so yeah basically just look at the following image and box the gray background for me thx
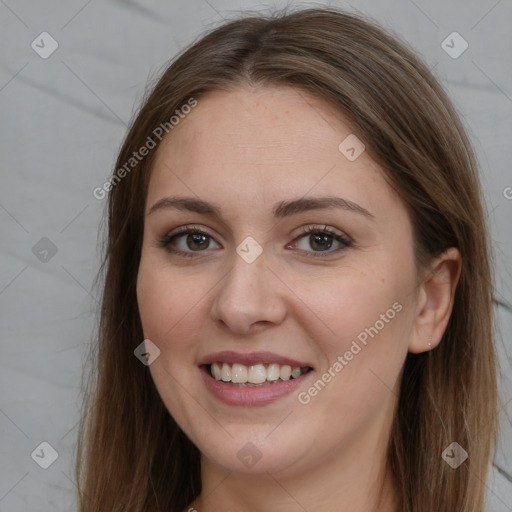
[0,0,511,510]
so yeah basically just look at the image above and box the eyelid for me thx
[165,223,219,240]
[293,223,351,241]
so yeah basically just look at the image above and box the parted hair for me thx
[76,7,498,511]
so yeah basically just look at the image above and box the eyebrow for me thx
[147,195,374,220]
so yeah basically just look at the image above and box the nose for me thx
[210,250,287,335]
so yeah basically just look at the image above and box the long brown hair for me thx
[76,7,498,511]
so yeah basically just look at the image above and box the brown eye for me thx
[160,227,221,256]
[291,226,351,256]
[309,233,334,251]
[186,233,210,250]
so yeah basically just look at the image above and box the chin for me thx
[193,422,316,477]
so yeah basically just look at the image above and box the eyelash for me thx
[158,224,352,259]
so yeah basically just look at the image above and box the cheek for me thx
[136,260,212,427]
[136,263,169,341]
[291,265,412,409]
[291,263,409,355]
[136,258,215,352]
[137,266,180,351]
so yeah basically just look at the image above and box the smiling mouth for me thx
[206,362,313,387]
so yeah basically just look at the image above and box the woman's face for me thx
[137,85,422,478]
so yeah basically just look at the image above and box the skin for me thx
[136,85,461,511]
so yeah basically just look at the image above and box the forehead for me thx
[158,85,357,167]
[148,85,399,221]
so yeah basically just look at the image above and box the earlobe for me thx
[408,247,462,354]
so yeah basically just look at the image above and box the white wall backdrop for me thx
[1,0,511,510]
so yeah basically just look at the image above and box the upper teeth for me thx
[210,362,305,384]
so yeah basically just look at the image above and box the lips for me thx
[198,350,314,406]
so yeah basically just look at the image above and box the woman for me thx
[76,7,498,511]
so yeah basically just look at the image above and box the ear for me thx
[408,247,462,354]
